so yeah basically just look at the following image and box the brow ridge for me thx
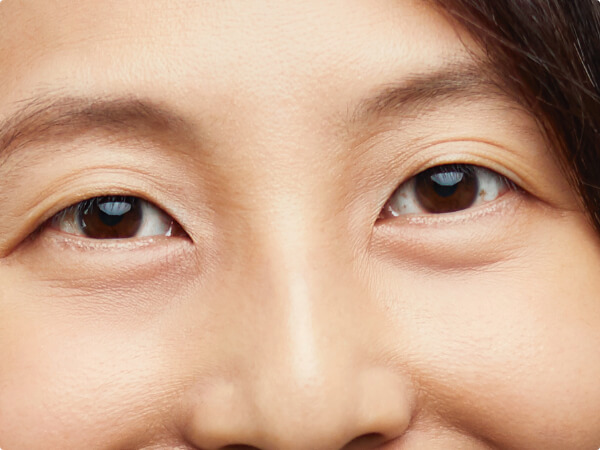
[352,59,510,123]
[0,94,193,167]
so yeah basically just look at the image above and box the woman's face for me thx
[1,1,599,448]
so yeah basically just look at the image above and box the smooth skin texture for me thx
[0,1,599,449]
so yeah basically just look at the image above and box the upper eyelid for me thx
[0,165,206,254]
[354,128,534,194]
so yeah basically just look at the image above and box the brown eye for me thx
[382,164,513,217]
[78,197,143,239]
[415,166,478,214]
[51,196,184,239]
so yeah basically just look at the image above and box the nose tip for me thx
[182,365,414,450]
[181,225,414,449]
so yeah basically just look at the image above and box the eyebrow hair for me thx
[351,59,511,123]
[0,59,510,168]
[0,94,194,168]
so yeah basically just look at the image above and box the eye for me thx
[380,164,515,217]
[49,196,185,239]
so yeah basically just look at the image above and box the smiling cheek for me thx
[0,299,181,448]
[373,210,600,448]
[1,205,600,448]
[0,239,202,447]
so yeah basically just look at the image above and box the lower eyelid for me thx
[14,227,196,289]
[41,227,183,250]
[388,189,523,226]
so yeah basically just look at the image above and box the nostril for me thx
[341,433,387,449]
[221,445,261,450]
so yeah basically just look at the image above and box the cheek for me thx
[374,215,600,448]
[0,283,185,448]
[1,212,599,448]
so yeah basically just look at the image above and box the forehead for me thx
[0,1,470,109]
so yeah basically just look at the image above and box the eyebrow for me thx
[0,94,194,167]
[352,59,510,123]
[0,59,508,167]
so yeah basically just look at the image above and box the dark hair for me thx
[431,0,600,232]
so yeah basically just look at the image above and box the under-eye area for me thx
[0,0,599,449]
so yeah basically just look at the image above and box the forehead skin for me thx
[0,0,470,121]
[0,1,600,450]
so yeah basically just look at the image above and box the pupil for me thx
[98,201,133,227]
[415,166,478,214]
[79,196,143,239]
[430,172,464,198]
[433,183,458,197]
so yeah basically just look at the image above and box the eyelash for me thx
[380,164,517,219]
[43,164,514,242]
[48,195,186,240]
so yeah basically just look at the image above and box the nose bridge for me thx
[182,143,415,447]
[183,192,414,449]
[239,143,359,367]
[241,210,411,447]
[264,211,352,365]
[259,227,357,407]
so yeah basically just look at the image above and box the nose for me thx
[181,221,414,449]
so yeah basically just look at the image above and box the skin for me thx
[0,0,599,448]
